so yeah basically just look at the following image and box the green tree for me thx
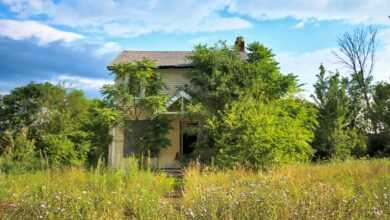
[187,41,315,166]
[0,83,112,168]
[83,100,118,166]
[102,59,171,157]
[0,82,65,132]
[311,65,366,159]
[369,82,390,155]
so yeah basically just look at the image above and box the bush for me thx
[0,129,41,173]
[41,134,82,167]
[212,97,316,168]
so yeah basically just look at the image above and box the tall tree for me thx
[101,59,171,157]
[0,83,113,168]
[312,65,366,159]
[187,40,316,166]
[369,82,390,155]
[334,26,377,131]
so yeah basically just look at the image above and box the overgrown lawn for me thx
[0,159,389,219]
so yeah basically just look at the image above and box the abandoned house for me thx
[108,37,246,168]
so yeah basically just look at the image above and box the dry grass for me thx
[181,159,390,220]
[0,159,389,219]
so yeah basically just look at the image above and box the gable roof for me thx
[108,51,193,69]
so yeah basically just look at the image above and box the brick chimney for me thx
[234,36,245,52]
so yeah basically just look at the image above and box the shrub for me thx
[41,134,82,167]
[0,129,40,173]
[213,97,316,168]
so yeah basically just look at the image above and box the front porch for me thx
[108,116,196,169]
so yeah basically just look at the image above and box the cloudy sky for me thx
[0,0,389,97]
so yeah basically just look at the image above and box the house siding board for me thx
[159,68,191,96]
[157,117,181,168]
[108,126,124,168]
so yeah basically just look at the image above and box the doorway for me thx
[180,121,197,158]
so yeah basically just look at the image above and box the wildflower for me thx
[186,208,195,219]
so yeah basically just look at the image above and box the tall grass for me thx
[0,159,389,219]
[182,159,390,219]
[0,158,175,219]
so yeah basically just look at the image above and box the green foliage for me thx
[102,59,168,119]
[0,82,65,132]
[41,134,81,167]
[187,41,314,166]
[102,59,171,157]
[0,128,41,172]
[83,100,118,166]
[213,97,316,168]
[124,116,171,157]
[0,83,113,169]
[188,42,297,112]
[312,65,367,159]
[369,82,390,156]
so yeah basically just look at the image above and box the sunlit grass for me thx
[0,159,389,219]
[0,158,175,219]
[182,159,390,220]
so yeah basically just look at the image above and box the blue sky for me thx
[0,0,389,97]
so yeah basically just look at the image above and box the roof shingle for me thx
[108,51,193,68]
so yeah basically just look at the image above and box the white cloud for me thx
[0,0,55,17]
[1,0,251,37]
[51,74,113,91]
[375,28,390,82]
[293,20,306,29]
[227,0,390,24]
[2,0,390,38]
[277,48,337,98]
[93,42,122,57]
[0,19,83,44]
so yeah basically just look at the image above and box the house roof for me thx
[108,51,193,68]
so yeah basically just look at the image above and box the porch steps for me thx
[159,168,185,198]
[159,167,184,178]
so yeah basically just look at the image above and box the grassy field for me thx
[0,159,389,219]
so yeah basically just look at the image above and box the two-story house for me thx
[107,37,245,168]
[107,50,196,168]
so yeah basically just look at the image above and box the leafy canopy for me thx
[311,65,366,160]
[102,59,171,157]
[186,41,316,167]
